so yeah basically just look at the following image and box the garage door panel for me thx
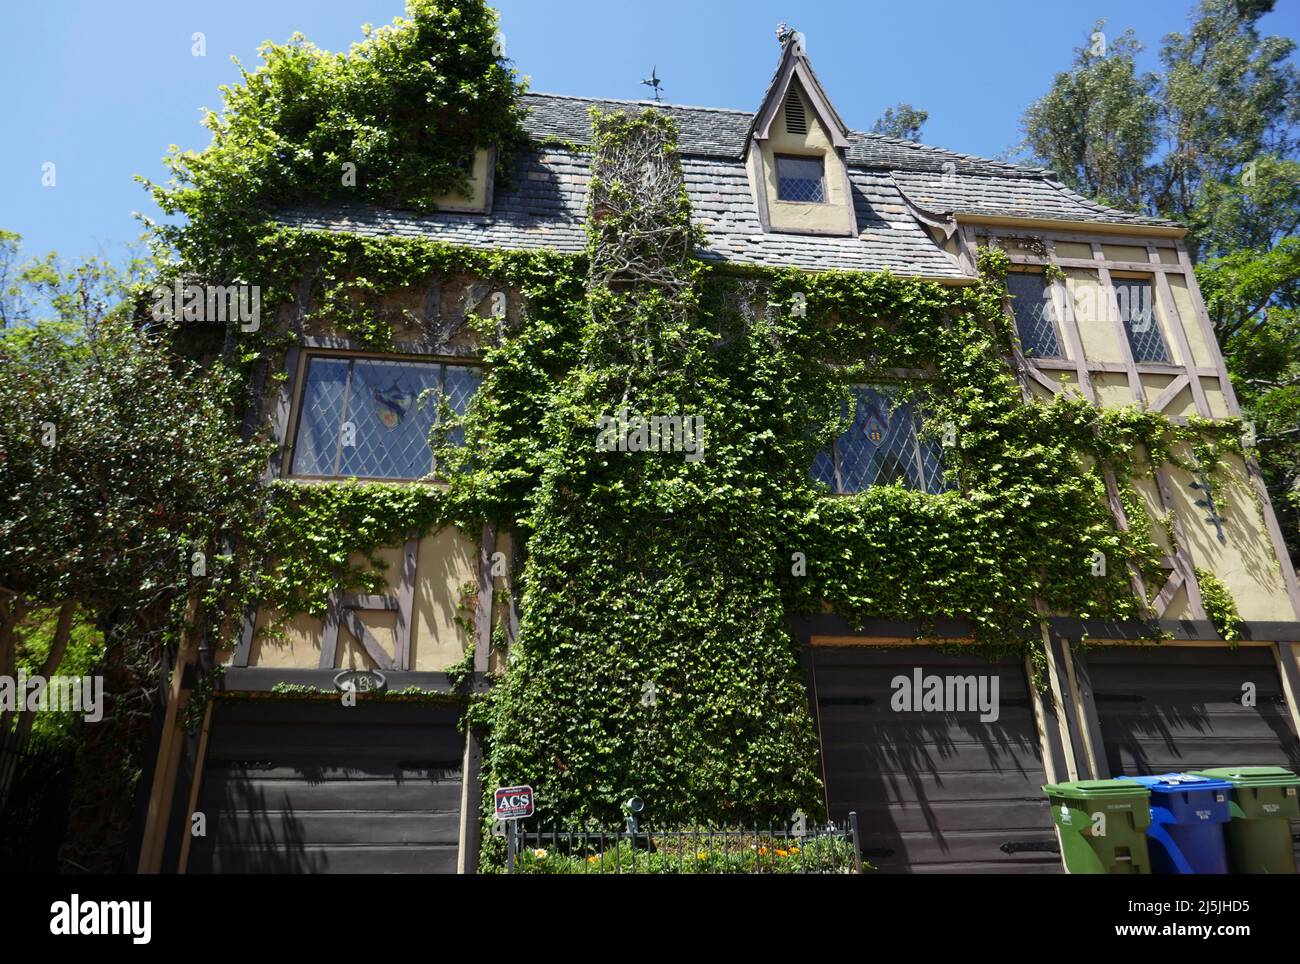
[814,647,1025,668]
[1105,739,1300,773]
[192,844,459,875]
[859,828,1061,870]
[1085,647,1277,667]
[907,859,1062,874]
[191,702,464,874]
[812,646,1058,873]
[200,763,461,782]
[208,728,464,764]
[827,768,1049,804]
[1088,646,1300,778]
[814,702,1038,725]
[211,811,462,846]
[200,775,464,812]
[1094,704,1297,740]
[851,798,1051,834]
[821,738,1046,772]
[214,701,463,726]
[814,665,1033,694]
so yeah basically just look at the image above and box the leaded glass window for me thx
[776,154,826,203]
[812,385,950,494]
[1005,271,1062,358]
[290,356,482,480]
[1114,278,1169,363]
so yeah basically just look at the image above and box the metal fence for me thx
[505,812,862,874]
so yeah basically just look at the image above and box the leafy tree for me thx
[1021,24,1158,211]
[1200,238,1300,557]
[1154,0,1300,256]
[871,103,929,141]
[0,235,269,870]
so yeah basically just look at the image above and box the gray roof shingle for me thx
[274,92,1179,279]
[891,169,1176,228]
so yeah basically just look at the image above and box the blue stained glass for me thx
[810,384,951,494]
[290,356,482,480]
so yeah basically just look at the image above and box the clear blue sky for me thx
[1,0,1296,265]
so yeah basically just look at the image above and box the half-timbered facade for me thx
[141,33,1300,875]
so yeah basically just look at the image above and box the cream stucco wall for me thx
[244,525,480,672]
[1065,269,1125,364]
[1167,275,1215,368]
[430,147,494,213]
[1164,453,1295,622]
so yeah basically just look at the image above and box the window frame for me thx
[1004,269,1065,360]
[814,382,951,496]
[283,349,484,483]
[1110,272,1172,364]
[774,152,828,204]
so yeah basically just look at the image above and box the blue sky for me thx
[1,0,1296,266]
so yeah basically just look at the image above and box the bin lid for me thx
[1043,779,1152,800]
[1119,773,1234,793]
[1191,766,1300,788]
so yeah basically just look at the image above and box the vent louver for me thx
[784,88,807,135]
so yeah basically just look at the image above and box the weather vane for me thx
[641,65,663,102]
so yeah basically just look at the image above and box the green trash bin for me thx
[1191,767,1300,874]
[1043,779,1152,874]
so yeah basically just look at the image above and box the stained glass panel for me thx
[1005,272,1062,358]
[290,356,481,480]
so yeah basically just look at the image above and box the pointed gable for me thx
[750,30,850,151]
[745,27,858,238]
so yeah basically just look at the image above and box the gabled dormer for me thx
[745,28,858,237]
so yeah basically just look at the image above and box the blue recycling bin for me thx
[1119,773,1233,874]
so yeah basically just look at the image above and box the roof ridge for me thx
[523,92,1057,180]
[523,91,754,116]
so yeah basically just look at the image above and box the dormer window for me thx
[746,33,856,236]
[776,154,826,203]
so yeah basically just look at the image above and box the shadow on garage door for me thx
[1081,643,1300,868]
[811,645,1060,873]
[188,700,464,874]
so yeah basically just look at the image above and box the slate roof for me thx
[276,91,1180,280]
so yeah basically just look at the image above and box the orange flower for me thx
[757,846,769,856]
[776,848,789,858]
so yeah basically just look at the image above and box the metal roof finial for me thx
[776,23,804,53]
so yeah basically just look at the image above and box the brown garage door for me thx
[812,646,1060,873]
[189,701,464,874]
[1085,644,1300,866]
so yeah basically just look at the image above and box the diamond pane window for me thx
[776,154,826,203]
[812,385,951,495]
[1115,278,1169,363]
[290,356,481,480]
[1005,272,1062,358]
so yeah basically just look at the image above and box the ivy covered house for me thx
[140,19,1300,875]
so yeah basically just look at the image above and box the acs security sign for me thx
[494,785,534,820]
